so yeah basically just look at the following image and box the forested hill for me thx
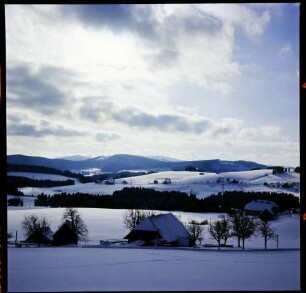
[7,154,268,173]
[7,164,92,183]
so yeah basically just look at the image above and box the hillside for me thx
[13,169,300,200]
[7,154,268,173]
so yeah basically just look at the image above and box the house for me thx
[52,222,78,246]
[124,213,191,247]
[25,227,53,245]
[244,200,279,218]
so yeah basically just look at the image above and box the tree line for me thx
[7,175,75,189]
[8,164,93,183]
[34,187,299,213]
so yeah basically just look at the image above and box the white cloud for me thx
[279,43,292,56]
[5,4,299,166]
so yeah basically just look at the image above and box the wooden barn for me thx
[52,222,78,246]
[124,213,191,247]
[25,227,53,245]
[244,200,279,218]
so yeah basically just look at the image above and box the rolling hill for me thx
[7,154,268,173]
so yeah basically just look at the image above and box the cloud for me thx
[79,97,114,123]
[278,43,292,56]
[95,132,120,142]
[8,121,85,137]
[64,4,223,43]
[7,65,70,115]
[63,4,158,40]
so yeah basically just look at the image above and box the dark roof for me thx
[25,227,53,244]
[52,222,78,246]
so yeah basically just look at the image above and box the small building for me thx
[52,222,78,246]
[124,213,191,247]
[244,200,279,218]
[25,227,53,245]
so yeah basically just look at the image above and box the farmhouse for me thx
[124,213,191,247]
[244,200,279,218]
[52,222,78,246]
[25,227,53,245]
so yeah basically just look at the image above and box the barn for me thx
[52,222,78,246]
[124,213,191,247]
[25,227,53,245]
[244,200,279,218]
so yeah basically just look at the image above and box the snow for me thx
[8,247,300,291]
[17,169,300,199]
[7,169,301,291]
[7,206,300,291]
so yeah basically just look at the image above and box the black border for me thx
[0,2,7,293]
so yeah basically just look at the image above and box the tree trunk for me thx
[264,236,267,250]
[242,238,245,250]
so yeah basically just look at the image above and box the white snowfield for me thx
[17,169,300,198]
[8,247,300,292]
[7,207,300,291]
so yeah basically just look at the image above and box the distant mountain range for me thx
[7,154,268,173]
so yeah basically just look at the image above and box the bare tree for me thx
[123,209,148,230]
[62,208,88,243]
[219,215,232,246]
[208,215,231,250]
[229,210,243,247]
[239,215,256,250]
[208,221,224,250]
[22,214,50,238]
[257,219,275,249]
[187,220,204,247]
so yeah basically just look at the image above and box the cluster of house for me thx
[22,200,280,248]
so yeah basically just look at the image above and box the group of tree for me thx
[123,209,156,230]
[21,208,88,245]
[34,187,299,214]
[188,211,276,250]
[7,164,93,183]
[7,197,23,206]
[7,175,75,190]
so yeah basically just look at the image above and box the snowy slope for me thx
[17,169,300,198]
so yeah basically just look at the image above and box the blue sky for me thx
[6,4,300,166]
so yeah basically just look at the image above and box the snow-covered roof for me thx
[244,200,278,212]
[133,213,190,243]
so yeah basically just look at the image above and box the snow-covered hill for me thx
[16,169,300,198]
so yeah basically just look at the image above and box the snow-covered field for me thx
[9,247,300,292]
[16,169,300,199]
[7,206,301,291]
[7,169,301,291]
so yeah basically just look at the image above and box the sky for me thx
[5,3,300,166]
